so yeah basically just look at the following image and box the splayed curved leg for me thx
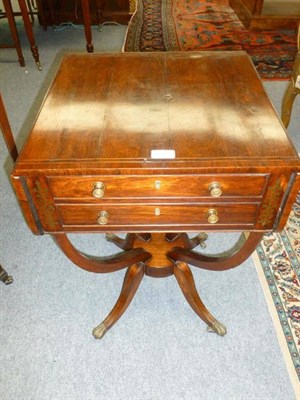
[53,233,151,273]
[93,262,145,339]
[168,232,263,271]
[174,261,226,336]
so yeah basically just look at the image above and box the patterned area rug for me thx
[253,198,300,393]
[123,0,298,79]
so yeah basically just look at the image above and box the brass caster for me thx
[196,232,208,248]
[0,266,13,285]
[92,322,107,339]
[4,275,13,285]
[105,233,117,242]
[207,321,227,336]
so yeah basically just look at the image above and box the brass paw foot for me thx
[105,233,117,242]
[92,322,107,339]
[207,321,227,336]
[194,233,208,248]
[3,275,13,285]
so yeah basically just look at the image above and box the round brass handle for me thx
[97,211,109,225]
[92,182,105,198]
[209,182,222,198]
[207,208,218,224]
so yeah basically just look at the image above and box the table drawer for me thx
[57,203,260,228]
[49,175,268,200]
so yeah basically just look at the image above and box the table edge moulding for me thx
[11,51,300,339]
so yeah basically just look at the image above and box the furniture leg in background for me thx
[81,0,93,52]
[26,0,36,23]
[40,0,93,52]
[17,0,41,68]
[282,24,300,128]
[0,94,18,162]
[95,0,102,29]
[0,93,18,285]
[34,0,47,29]
[1,0,41,69]
[1,0,25,67]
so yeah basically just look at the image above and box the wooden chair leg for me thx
[282,24,300,128]
[81,0,93,52]
[281,81,297,128]
[2,0,25,67]
[18,0,41,69]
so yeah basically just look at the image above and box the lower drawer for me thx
[57,203,260,228]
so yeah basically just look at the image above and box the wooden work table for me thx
[11,51,300,339]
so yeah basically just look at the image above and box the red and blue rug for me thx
[124,0,298,79]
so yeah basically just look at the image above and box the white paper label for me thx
[295,75,300,89]
[150,149,176,159]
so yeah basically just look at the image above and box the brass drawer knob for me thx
[209,182,222,197]
[97,211,109,225]
[207,208,218,224]
[92,182,105,198]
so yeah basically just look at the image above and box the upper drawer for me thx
[49,174,268,200]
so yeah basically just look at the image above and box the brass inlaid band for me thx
[129,0,136,14]
[258,178,283,227]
